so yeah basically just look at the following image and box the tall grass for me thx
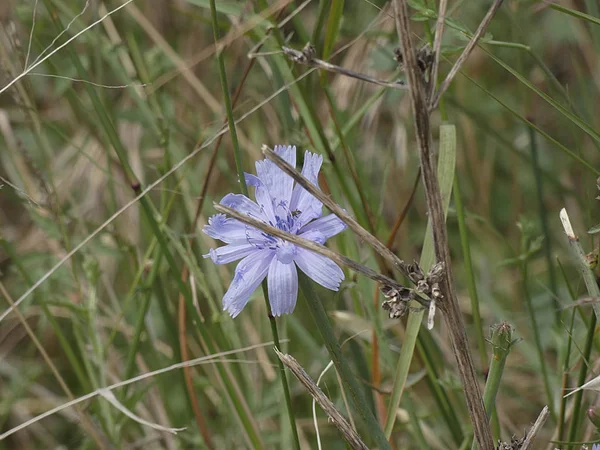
[0,0,599,448]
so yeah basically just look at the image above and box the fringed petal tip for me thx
[273,144,296,157]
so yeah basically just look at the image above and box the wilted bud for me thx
[587,405,600,428]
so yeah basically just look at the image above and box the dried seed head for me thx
[407,261,425,283]
[301,43,316,63]
[496,436,525,450]
[427,261,445,284]
[382,297,409,319]
[417,279,429,293]
[381,284,412,319]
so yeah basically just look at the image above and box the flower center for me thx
[276,241,296,264]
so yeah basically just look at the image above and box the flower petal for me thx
[203,243,256,264]
[294,247,344,291]
[253,179,277,224]
[299,214,347,244]
[203,214,247,243]
[290,151,323,220]
[220,193,264,220]
[256,145,296,207]
[268,258,299,316]
[223,250,275,318]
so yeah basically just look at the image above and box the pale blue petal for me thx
[253,178,277,224]
[296,228,326,244]
[256,145,296,206]
[203,243,256,264]
[294,247,344,291]
[299,214,347,243]
[244,173,261,187]
[203,214,247,243]
[290,151,323,219]
[268,258,298,316]
[223,250,275,318]
[220,193,264,220]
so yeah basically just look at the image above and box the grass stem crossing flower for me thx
[203,145,347,317]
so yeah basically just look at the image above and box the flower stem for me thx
[261,282,301,450]
[298,273,392,450]
[208,3,299,447]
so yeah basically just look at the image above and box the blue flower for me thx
[203,145,347,318]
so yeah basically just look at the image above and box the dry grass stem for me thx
[429,0,505,110]
[392,0,495,448]
[279,44,408,90]
[429,0,448,101]
[275,350,369,450]
[520,406,550,450]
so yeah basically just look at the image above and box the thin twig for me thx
[428,0,448,102]
[212,203,428,307]
[262,146,412,278]
[279,44,408,90]
[429,0,504,110]
[392,0,494,448]
[520,406,550,450]
[275,350,369,450]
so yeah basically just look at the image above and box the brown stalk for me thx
[428,0,448,102]
[520,406,550,450]
[392,0,495,448]
[429,0,504,110]
[274,350,369,450]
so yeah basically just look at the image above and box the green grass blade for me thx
[298,273,391,450]
[463,73,600,176]
[547,3,600,26]
[454,176,488,368]
[384,124,457,437]
[483,48,600,145]
[322,0,345,60]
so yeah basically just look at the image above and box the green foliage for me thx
[1,0,600,449]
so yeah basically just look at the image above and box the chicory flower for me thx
[203,145,347,317]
